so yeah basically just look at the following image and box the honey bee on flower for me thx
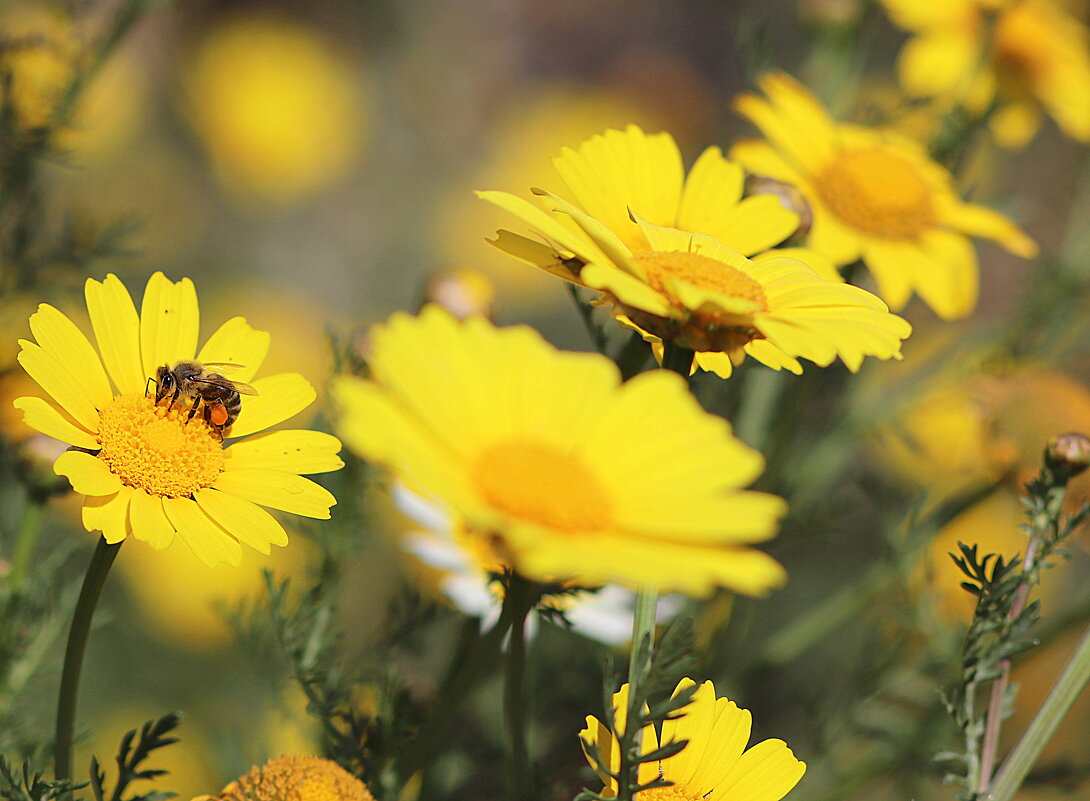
[13,272,343,566]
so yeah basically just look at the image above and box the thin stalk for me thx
[975,538,1042,794]
[988,621,1090,801]
[661,342,694,377]
[8,497,44,591]
[615,332,650,381]
[627,587,658,685]
[395,585,519,782]
[54,537,122,791]
[504,575,534,801]
[732,368,788,450]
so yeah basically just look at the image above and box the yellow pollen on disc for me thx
[814,147,935,239]
[214,755,374,801]
[635,784,703,801]
[475,440,612,532]
[96,393,226,498]
[634,251,769,310]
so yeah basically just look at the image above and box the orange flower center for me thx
[474,440,612,532]
[635,784,703,801]
[96,393,225,498]
[214,755,375,801]
[634,251,768,311]
[814,148,935,240]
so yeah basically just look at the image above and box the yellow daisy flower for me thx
[479,126,911,378]
[13,272,342,566]
[730,72,1038,320]
[332,306,787,596]
[191,754,374,801]
[880,0,1090,148]
[581,678,806,801]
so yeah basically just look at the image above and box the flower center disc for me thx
[475,440,612,532]
[96,393,226,498]
[637,785,703,801]
[815,148,935,239]
[635,251,768,310]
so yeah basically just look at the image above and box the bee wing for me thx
[200,361,246,372]
[190,376,259,395]
[230,381,259,396]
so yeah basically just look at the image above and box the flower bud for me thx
[422,268,495,320]
[1045,432,1090,482]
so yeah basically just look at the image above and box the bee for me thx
[152,360,258,437]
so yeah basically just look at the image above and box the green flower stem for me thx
[8,497,44,592]
[615,332,650,381]
[395,577,521,784]
[733,368,789,450]
[54,537,121,792]
[627,586,659,685]
[504,574,535,801]
[989,621,1090,801]
[661,342,694,376]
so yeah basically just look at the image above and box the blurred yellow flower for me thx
[880,0,1090,148]
[81,710,220,801]
[192,755,373,801]
[13,272,342,566]
[731,72,1037,319]
[480,125,911,378]
[333,306,787,597]
[119,529,311,650]
[581,678,805,801]
[876,363,1090,497]
[182,16,369,206]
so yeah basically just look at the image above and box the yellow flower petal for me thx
[941,202,1038,258]
[17,340,101,433]
[28,303,113,411]
[916,229,979,320]
[709,739,806,801]
[476,190,609,267]
[82,487,133,544]
[552,124,684,243]
[194,487,288,554]
[140,271,200,381]
[162,495,241,567]
[225,430,343,474]
[532,188,644,278]
[859,239,919,312]
[196,316,271,383]
[579,263,672,316]
[128,488,175,550]
[54,449,123,496]
[704,194,799,256]
[212,469,335,519]
[485,230,581,281]
[661,680,718,786]
[228,373,316,438]
[85,273,144,395]
[677,146,745,234]
[12,396,99,449]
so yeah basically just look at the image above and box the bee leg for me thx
[186,396,202,424]
[169,387,181,411]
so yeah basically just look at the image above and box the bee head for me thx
[154,365,174,403]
